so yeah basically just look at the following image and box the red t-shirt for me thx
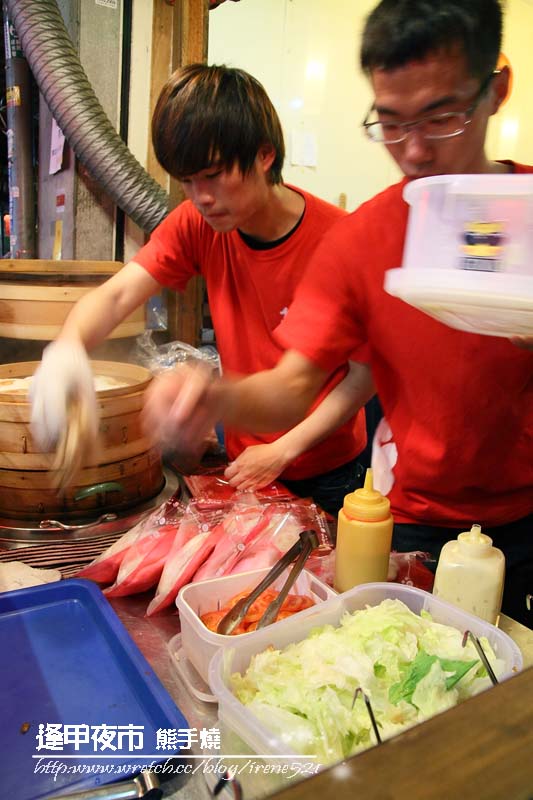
[133,187,367,479]
[277,163,533,526]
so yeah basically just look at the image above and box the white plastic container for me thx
[175,567,337,685]
[208,582,522,760]
[385,174,533,336]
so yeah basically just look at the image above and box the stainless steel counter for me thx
[109,594,216,800]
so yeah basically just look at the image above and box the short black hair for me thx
[152,63,285,184]
[361,0,503,80]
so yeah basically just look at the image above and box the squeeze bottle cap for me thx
[457,523,493,554]
[343,468,391,522]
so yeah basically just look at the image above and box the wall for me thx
[123,0,154,263]
[38,0,122,260]
[208,0,396,211]
[208,0,533,211]
[486,0,533,164]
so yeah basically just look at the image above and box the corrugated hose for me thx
[5,0,170,233]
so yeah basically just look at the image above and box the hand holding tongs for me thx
[216,528,319,635]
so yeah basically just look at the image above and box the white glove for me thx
[30,340,98,451]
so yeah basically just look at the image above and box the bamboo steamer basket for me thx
[0,260,145,340]
[0,360,164,518]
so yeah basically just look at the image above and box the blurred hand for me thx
[142,362,225,456]
[224,441,290,490]
[30,340,98,450]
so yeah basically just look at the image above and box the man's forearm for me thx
[218,350,332,433]
[59,289,122,350]
[59,261,161,351]
[142,349,336,454]
[268,361,375,460]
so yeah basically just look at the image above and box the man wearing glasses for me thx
[362,70,498,155]
[144,0,533,624]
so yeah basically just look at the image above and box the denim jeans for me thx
[280,457,365,518]
[393,515,533,628]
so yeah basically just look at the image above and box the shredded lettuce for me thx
[230,598,504,764]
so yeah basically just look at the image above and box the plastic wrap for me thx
[134,330,221,375]
[76,495,184,585]
[101,498,186,597]
[146,503,227,615]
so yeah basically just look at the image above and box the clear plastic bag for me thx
[193,496,332,582]
[304,550,436,590]
[388,550,436,591]
[134,330,221,375]
[76,495,184,585]
[192,501,272,582]
[183,469,295,503]
[146,502,227,615]
[101,497,186,597]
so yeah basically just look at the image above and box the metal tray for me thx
[0,578,189,799]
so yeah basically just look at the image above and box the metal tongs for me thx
[216,528,319,635]
[351,687,382,745]
[49,768,162,799]
[462,629,499,686]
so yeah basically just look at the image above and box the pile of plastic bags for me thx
[77,491,332,616]
[77,466,435,615]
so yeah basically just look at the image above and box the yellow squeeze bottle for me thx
[334,468,393,592]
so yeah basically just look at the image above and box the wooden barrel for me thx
[0,260,145,340]
[0,360,164,518]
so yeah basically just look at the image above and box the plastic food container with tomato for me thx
[175,567,337,686]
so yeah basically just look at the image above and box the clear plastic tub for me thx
[385,174,533,336]
[175,567,337,685]
[208,582,523,759]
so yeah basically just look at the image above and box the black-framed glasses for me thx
[362,71,498,144]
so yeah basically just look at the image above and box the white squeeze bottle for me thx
[433,523,505,625]
[334,468,393,592]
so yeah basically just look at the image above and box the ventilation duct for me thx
[6,0,170,234]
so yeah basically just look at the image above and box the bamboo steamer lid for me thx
[0,260,145,340]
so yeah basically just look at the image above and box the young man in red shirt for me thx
[143,0,533,625]
[30,65,368,515]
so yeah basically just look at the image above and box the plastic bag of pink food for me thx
[146,502,227,615]
[100,498,186,597]
[76,495,184,585]
[144,497,331,614]
[193,497,332,583]
[183,469,296,503]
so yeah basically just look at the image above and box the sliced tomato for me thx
[231,620,249,635]
[200,590,315,633]
[281,594,315,613]
[221,590,250,608]
[240,589,276,622]
[200,609,226,632]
